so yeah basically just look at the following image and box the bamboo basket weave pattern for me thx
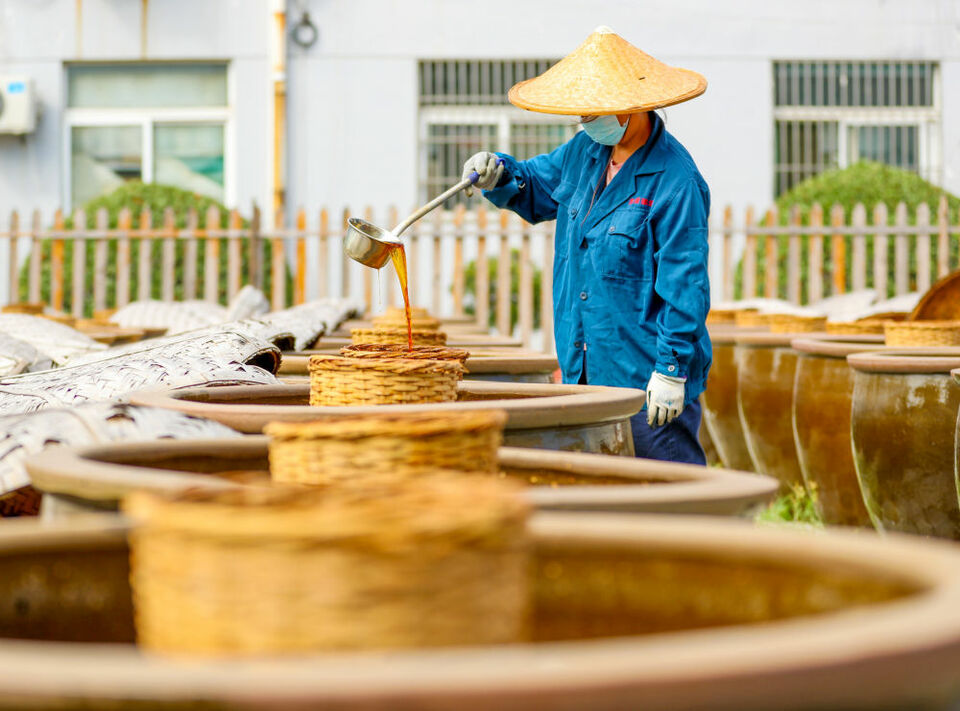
[351,328,447,346]
[825,321,885,336]
[265,410,507,485]
[1,303,44,315]
[340,343,470,364]
[884,320,960,347]
[372,314,442,331]
[734,311,771,328]
[378,306,431,320]
[124,478,530,656]
[308,355,462,406]
[768,314,827,334]
[0,486,41,517]
[706,309,738,325]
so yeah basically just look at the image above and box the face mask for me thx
[581,115,628,146]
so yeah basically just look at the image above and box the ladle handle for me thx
[394,158,505,237]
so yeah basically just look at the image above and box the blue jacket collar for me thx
[582,111,668,176]
[582,112,667,230]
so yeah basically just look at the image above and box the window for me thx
[419,60,577,205]
[773,61,940,195]
[65,63,230,208]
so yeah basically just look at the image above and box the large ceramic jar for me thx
[850,349,960,539]
[701,327,755,471]
[791,336,884,527]
[735,331,806,489]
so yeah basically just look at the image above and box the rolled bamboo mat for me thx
[308,354,462,406]
[266,410,506,485]
[884,320,960,347]
[351,327,447,346]
[125,477,530,656]
[40,313,77,328]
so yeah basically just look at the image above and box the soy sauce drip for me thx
[388,244,413,351]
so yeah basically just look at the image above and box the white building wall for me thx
[286,0,960,218]
[0,0,271,218]
[0,0,957,232]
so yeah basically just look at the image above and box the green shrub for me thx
[21,182,291,316]
[754,484,822,527]
[463,249,542,332]
[735,162,960,301]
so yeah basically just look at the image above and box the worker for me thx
[462,27,711,464]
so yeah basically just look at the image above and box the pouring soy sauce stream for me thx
[343,159,505,350]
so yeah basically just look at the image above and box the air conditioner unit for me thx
[0,77,37,135]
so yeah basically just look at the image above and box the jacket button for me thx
[668,365,676,373]
[570,208,577,218]
[574,341,581,348]
[608,225,616,233]
[579,291,587,301]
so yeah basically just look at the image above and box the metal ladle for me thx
[343,158,505,269]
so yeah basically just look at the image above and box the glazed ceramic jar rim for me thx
[127,381,646,433]
[707,325,767,345]
[4,515,960,709]
[790,335,886,359]
[25,439,779,515]
[847,347,960,374]
[733,330,816,347]
[280,352,559,376]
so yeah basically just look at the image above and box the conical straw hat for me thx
[508,26,706,116]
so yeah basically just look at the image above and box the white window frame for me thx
[62,67,234,210]
[418,106,577,202]
[772,63,943,192]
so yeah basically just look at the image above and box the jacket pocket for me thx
[594,207,651,281]
[551,181,579,263]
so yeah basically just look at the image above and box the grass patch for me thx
[755,483,823,528]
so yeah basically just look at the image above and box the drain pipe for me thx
[269,0,287,225]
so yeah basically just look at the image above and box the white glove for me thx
[645,372,686,427]
[462,151,505,196]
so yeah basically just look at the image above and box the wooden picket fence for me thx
[716,194,958,304]
[3,195,957,351]
[0,203,556,351]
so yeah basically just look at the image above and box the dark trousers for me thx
[629,400,706,465]
[577,355,706,465]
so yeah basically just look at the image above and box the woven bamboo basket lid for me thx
[706,309,738,325]
[265,409,507,484]
[909,270,960,320]
[340,343,469,363]
[377,306,433,321]
[371,315,442,331]
[824,320,886,336]
[1,302,44,315]
[734,311,771,328]
[768,314,827,334]
[351,327,447,346]
[124,476,530,656]
[308,354,463,406]
[884,320,960,347]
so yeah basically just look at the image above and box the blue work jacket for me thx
[484,113,711,403]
